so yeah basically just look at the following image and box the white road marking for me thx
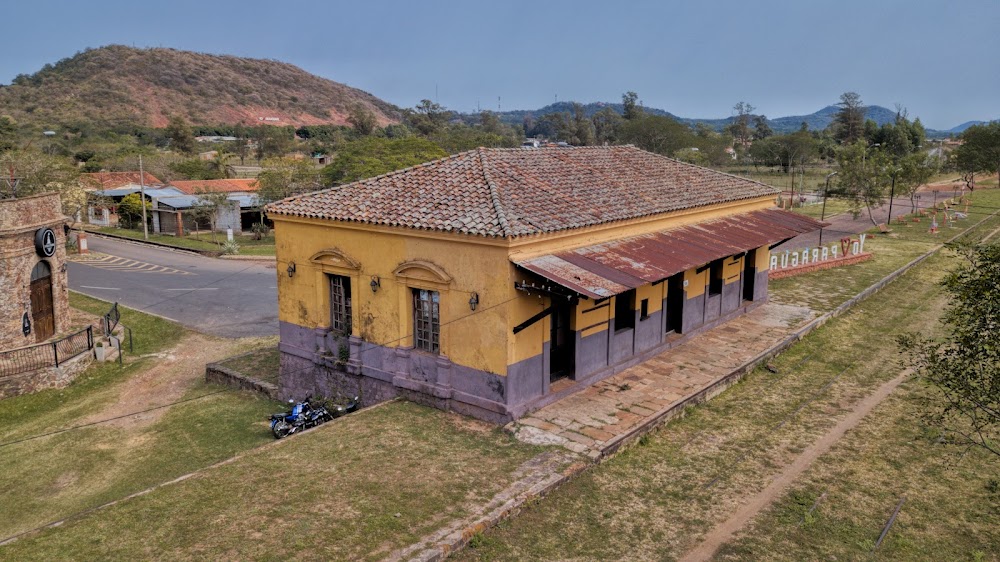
[79,286,120,290]
[164,288,219,291]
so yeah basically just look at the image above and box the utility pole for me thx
[139,155,149,241]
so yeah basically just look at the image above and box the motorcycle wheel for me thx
[272,420,292,439]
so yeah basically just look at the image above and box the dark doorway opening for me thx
[30,260,55,342]
[666,272,684,334]
[549,302,575,382]
[742,249,757,301]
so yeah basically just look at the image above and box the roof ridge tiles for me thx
[478,147,513,237]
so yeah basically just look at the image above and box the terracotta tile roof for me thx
[169,178,259,194]
[81,171,162,189]
[266,146,779,238]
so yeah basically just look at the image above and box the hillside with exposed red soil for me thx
[0,45,399,129]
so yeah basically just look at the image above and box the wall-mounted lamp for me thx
[286,262,296,278]
[370,275,381,293]
[469,292,479,311]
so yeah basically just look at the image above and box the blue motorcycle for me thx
[269,395,360,439]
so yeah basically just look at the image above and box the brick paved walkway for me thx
[509,303,815,458]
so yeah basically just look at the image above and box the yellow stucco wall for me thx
[273,195,776,377]
[274,217,512,376]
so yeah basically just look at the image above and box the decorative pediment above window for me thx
[393,260,452,287]
[309,248,361,270]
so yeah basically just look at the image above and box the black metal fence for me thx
[0,326,94,378]
[103,302,120,336]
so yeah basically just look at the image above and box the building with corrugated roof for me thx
[266,145,824,422]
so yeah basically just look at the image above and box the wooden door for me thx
[549,302,575,381]
[30,261,55,342]
[742,249,756,302]
[666,272,684,334]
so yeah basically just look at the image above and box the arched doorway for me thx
[30,260,55,342]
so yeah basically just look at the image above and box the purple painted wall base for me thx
[277,270,771,425]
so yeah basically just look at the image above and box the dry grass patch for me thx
[717,378,1000,561]
[0,401,548,561]
[0,295,281,541]
[216,344,280,385]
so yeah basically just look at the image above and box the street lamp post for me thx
[818,171,838,247]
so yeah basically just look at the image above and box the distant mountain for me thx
[945,120,987,134]
[0,45,400,129]
[465,101,682,126]
[477,102,923,135]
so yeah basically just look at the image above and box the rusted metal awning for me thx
[513,209,826,299]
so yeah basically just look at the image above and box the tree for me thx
[899,241,1000,458]
[405,100,452,136]
[832,92,866,144]
[347,104,379,136]
[430,125,516,153]
[592,107,622,145]
[955,122,1000,186]
[117,192,150,229]
[206,150,234,178]
[169,158,224,180]
[322,137,447,185]
[255,157,324,206]
[0,115,17,153]
[727,101,755,148]
[618,114,694,156]
[835,141,891,225]
[752,115,773,140]
[164,116,196,154]
[894,151,938,214]
[189,190,230,243]
[622,91,642,120]
[0,149,84,219]
[253,126,294,162]
[569,103,595,146]
[478,111,503,135]
[532,112,572,141]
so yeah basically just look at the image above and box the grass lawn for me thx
[217,345,280,385]
[455,223,999,560]
[791,197,853,219]
[770,188,1000,313]
[717,378,1000,561]
[0,294,281,542]
[84,226,275,256]
[1,401,550,561]
[717,166,835,193]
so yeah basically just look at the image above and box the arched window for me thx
[31,260,51,281]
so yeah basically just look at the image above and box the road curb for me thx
[217,254,276,261]
[78,229,211,257]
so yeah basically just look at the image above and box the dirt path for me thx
[679,371,909,562]
[79,332,248,429]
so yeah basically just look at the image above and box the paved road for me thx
[67,236,278,338]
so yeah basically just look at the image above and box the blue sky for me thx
[2,0,997,129]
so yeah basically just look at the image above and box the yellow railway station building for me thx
[266,146,823,423]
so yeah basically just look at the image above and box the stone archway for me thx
[30,260,55,342]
